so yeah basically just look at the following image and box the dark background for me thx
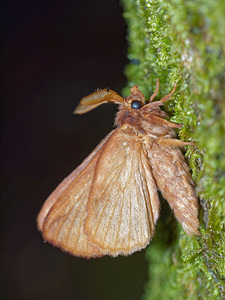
[1,1,148,299]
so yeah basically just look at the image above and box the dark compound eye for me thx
[131,100,142,109]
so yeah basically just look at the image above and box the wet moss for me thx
[121,0,225,298]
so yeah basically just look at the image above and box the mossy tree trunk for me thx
[121,0,225,299]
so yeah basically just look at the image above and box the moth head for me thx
[125,85,145,110]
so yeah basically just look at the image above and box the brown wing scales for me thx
[41,151,102,257]
[38,128,160,257]
[147,140,199,235]
[85,129,159,256]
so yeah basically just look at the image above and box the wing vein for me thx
[73,207,87,248]
[135,157,144,245]
[112,168,133,249]
[54,202,75,241]
[140,156,153,232]
[102,167,133,248]
[65,203,81,247]
[113,190,124,249]
[128,168,133,250]
[55,188,87,243]
[101,190,120,246]
[91,175,118,239]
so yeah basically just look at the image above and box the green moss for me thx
[121,0,225,298]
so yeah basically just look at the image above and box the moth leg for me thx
[150,79,160,101]
[157,138,195,147]
[150,115,182,129]
[159,83,177,103]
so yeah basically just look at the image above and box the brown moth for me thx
[37,80,199,258]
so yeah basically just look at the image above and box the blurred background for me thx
[1,0,148,299]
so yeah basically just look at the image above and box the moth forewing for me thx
[84,129,158,255]
[146,140,199,235]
